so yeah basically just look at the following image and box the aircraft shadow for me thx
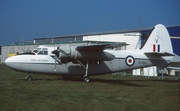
[90,78,150,87]
[14,76,178,87]
[55,77,150,87]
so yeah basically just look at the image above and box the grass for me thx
[0,64,180,111]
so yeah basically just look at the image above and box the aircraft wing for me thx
[52,42,127,61]
[76,44,112,51]
[84,40,128,45]
[76,42,127,51]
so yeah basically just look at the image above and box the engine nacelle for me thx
[58,45,74,59]
[58,45,115,61]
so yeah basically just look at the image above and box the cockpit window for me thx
[33,48,41,53]
[32,48,48,55]
[37,48,48,55]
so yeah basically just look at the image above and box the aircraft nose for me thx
[5,56,19,70]
[5,57,11,66]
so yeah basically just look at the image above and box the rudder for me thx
[140,24,173,55]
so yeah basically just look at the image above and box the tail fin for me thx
[140,24,173,55]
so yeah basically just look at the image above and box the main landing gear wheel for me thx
[83,76,90,83]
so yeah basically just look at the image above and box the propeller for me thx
[51,46,60,57]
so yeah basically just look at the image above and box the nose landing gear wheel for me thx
[25,75,32,81]
[27,76,32,81]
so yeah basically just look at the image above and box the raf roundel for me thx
[125,55,135,66]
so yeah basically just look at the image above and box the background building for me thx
[1,25,180,65]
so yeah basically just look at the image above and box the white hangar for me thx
[1,30,143,63]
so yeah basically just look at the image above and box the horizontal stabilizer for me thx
[169,54,180,63]
[144,52,174,56]
[167,66,180,70]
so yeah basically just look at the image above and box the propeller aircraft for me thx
[5,24,174,82]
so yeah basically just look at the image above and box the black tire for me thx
[83,76,90,83]
[27,76,32,81]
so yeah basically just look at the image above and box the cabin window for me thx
[37,48,48,55]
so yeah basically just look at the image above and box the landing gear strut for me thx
[158,68,166,80]
[83,61,90,83]
[77,60,90,83]
[25,74,32,81]
[175,70,180,80]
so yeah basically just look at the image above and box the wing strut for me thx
[76,60,90,83]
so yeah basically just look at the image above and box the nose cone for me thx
[5,56,20,70]
[5,57,12,67]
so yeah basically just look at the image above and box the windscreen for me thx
[37,48,48,55]
[32,48,41,54]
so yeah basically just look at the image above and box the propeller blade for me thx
[51,50,59,55]
[52,46,60,57]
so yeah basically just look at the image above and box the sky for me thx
[0,0,180,45]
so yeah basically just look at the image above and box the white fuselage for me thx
[5,48,172,76]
